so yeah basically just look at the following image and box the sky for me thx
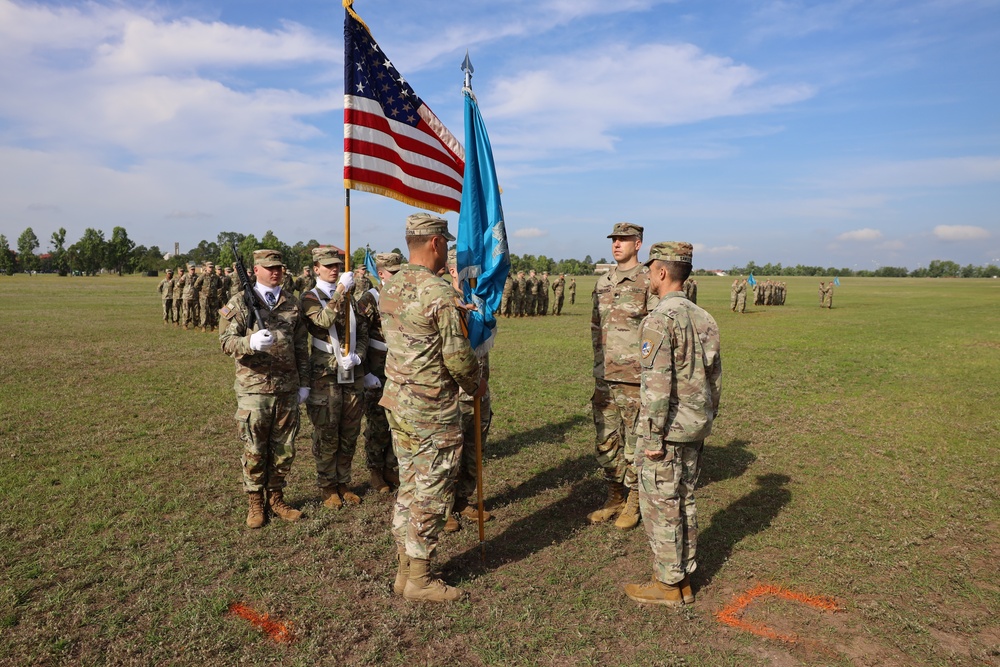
[1,0,998,270]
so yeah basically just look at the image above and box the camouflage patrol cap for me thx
[311,245,343,267]
[375,252,403,273]
[204,262,214,269]
[253,249,284,268]
[406,213,455,241]
[607,222,644,239]
[165,268,173,274]
[644,241,694,265]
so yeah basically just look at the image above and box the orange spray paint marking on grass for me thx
[715,584,840,643]
[228,602,295,643]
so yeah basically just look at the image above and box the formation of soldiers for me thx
[819,281,834,308]
[500,270,574,316]
[728,277,787,312]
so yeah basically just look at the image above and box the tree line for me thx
[1,225,996,279]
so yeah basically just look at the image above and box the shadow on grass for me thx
[442,454,598,580]
[487,414,590,461]
[700,439,756,489]
[696,472,792,585]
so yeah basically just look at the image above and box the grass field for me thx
[1,274,998,666]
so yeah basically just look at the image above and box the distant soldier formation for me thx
[500,270,572,316]
[729,277,787,312]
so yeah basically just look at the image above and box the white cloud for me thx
[933,225,991,241]
[513,227,547,238]
[693,243,739,254]
[838,228,883,241]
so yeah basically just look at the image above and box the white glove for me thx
[298,387,310,404]
[249,329,274,351]
[338,271,354,292]
[363,373,382,389]
[337,352,361,371]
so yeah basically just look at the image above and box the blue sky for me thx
[1,0,998,269]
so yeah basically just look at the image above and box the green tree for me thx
[50,228,69,275]
[351,247,366,270]
[71,228,106,276]
[17,227,40,273]
[106,226,135,275]
[0,234,14,275]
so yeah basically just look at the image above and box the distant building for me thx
[594,263,615,274]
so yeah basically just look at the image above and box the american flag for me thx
[343,8,465,213]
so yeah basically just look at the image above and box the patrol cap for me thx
[253,249,284,268]
[311,246,344,267]
[607,222,644,239]
[406,213,455,241]
[165,268,173,274]
[375,252,403,273]
[644,241,694,266]
[204,262,214,269]
[188,262,196,269]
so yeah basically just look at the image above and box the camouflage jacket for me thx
[355,288,386,379]
[552,276,565,295]
[172,277,184,299]
[194,272,221,302]
[180,273,199,300]
[591,264,659,383]
[218,274,232,302]
[378,264,480,424]
[300,284,369,390]
[158,277,174,300]
[516,275,527,295]
[637,292,721,446]
[219,288,309,395]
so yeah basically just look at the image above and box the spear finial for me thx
[461,50,474,90]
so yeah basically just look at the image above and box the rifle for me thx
[231,242,268,332]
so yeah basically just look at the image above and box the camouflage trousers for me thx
[162,298,174,322]
[591,379,640,489]
[570,292,575,305]
[307,380,363,489]
[636,440,703,585]
[386,411,462,561]
[736,293,746,313]
[173,298,182,322]
[500,290,512,317]
[199,297,218,329]
[456,396,492,501]
[730,291,737,311]
[363,385,396,472]
[553,294,564,315]
[234,392,300,493]
[539,294,549,315]
[183,298,199,326]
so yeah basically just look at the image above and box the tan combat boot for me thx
[246,491,266,529]
[320,487,342,509]
[587,481,625,524]
[458,502,492,523]
[383,466,400,489]
[613,488,641,530]
[369,468,390,495]
[267,489,302,522]
[679,576,695,604]
[393,551,409,596]
[624,578,684,607]
[338,484,361,505]
[444,513,461,533]
[403,558,465,602]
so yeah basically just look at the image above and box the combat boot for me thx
[403,558,465,602]
[246,491,266,529]
[457,498,493,523]
[267,489,302,522]
[444,513,461,533]
[679,576,695,604]
[383,466,400,489]
[338,484,361,505]
[369,468,390,495]
[624,578,684,607]
[613,488,641,531]
[587,481,625,524]
[393,551,409,596]
[320,487,342,509]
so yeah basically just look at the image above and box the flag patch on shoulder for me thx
[641,340,654,358]
[219,305,232,320]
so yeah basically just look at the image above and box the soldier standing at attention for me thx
[172,268,184,325]
[515,270,527,316]
[569,278,577,305]
[219,249,310,528]
[353,265,372,301]
[195,262,221,332]
[300,247,368,509]
[590,222,658,531]
[526,270,538,316]
[179,264,199,329]
[539,271,550,316]
[824,282,834,309]
[735,279,748,313]
[819,282,827,307]
[551,273,566,315]
[356,252,402,495]
[624,242,721,606]
[501,272,514,318]
[379,213,485,602]
[158,269,175,324]
[730,279,738,311]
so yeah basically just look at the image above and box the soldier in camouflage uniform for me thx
[195,262,221,331]
[551,273,566,315]
[218,266,232,304]
[526,270,538,316]
[443,249,493,533]
[172,268,184,324]
[590,222,659,531]
[219,249,310,528]
[569,278,576,305]
[356,252,402,495]
[380,213,485,602]
[515,270,527,316]
[179,265,199,329]
[823,282,834,308]
[352,266,372,301]
[295,267,316,295]
[300,247,369,509]
[730,279,738,311]
[158,269,175,324]
[501,272,514,318]
[624,242,721,607]
[539,271,550,316]
[735,279,747,313]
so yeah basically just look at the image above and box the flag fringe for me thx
[342,0,371,33]
[344,180,453,214]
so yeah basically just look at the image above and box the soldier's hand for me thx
[338,352,361,371]
[298,387,310,404]
[644,448,665,460]
[363,373,382,389]
[473,380,488,399]
[337,271,354,292]
[249,329,274,351]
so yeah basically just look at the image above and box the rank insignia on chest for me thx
[641,340,653,358]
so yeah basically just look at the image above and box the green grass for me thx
[0,274,998,666]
